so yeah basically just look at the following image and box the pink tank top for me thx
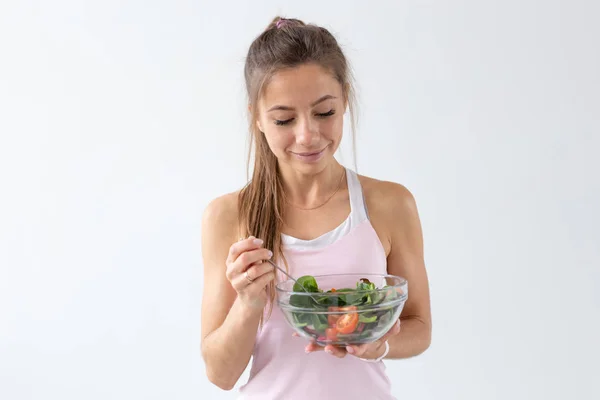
[237,168,397,400]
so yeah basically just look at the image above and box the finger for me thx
[346,342,372,358]
[228,259,263,280]
[244,261,277,282]
[227,236,263,263]
[304,341,324,353]
[225,249,273,282]
[252,270,276,289]
[231,269,275,292]
[324,344,347,358]
[346,344,360,356]
[229,248,273,276]
[347,320,400,356]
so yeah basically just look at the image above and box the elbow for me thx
[418,321,432,354]
[206,369,236,391]
[417,334,432,355]
[396,319,432,358]
[405,334,431,359]
[419,324,433,355]
[201,346,238,391]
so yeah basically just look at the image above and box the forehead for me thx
[260,63,343,108]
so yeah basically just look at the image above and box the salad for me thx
[283,275,403,344]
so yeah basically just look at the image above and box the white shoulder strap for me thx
[346,168,369,222]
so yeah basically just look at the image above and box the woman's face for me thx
[256,63,346,173]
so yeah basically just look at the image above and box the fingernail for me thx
[305,347,311,353]
[253,238,263,245]
[267,250,273,258]
[346,346,354,354]
[325,349,333,354]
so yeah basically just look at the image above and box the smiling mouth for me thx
[291,147,326,156]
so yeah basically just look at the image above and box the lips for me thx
[292,148,326,156]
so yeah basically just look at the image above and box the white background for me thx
[1,1,599,399]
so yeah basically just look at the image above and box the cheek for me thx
[263,128,294,152]
[322,115,343,140]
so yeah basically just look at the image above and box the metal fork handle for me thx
[264,259,318,303]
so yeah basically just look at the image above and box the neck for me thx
[278,161,346,210]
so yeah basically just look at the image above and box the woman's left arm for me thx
[383,183,432,358]
[347,183,432,360]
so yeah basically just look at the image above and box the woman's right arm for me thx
[200,194,275,390]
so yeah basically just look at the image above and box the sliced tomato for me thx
[328,315,339,326]
[327,306,341,326]
[328,306,357,326]
[326,327,338,341]
[336,311,359,334]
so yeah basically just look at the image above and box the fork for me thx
[264,259,319,304]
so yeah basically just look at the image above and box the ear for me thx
[249,103,264,132]
[343,83,350,113]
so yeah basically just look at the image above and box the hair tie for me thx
[276,19,288,28]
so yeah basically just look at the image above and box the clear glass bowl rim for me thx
[275,273,408,312]
[275,272,407,294]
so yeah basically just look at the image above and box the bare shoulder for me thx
[356,174,419,255]
[357,174,418,215]
[202,190,241,231]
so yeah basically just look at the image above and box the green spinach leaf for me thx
[293,275,319,293]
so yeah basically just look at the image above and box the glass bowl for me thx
[275,273,407,346]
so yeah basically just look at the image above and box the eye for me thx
[316,109,335,117]
[274,118,294,126]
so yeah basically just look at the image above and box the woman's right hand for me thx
[225,236,275,311]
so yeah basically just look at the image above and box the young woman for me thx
[200,16,432,399]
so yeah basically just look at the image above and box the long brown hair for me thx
[238,16,357,324]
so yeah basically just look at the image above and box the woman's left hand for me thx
[298,319,401,359]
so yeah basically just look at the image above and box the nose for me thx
[295,118,320,147]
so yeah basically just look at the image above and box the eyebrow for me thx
[267,95,337,112]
